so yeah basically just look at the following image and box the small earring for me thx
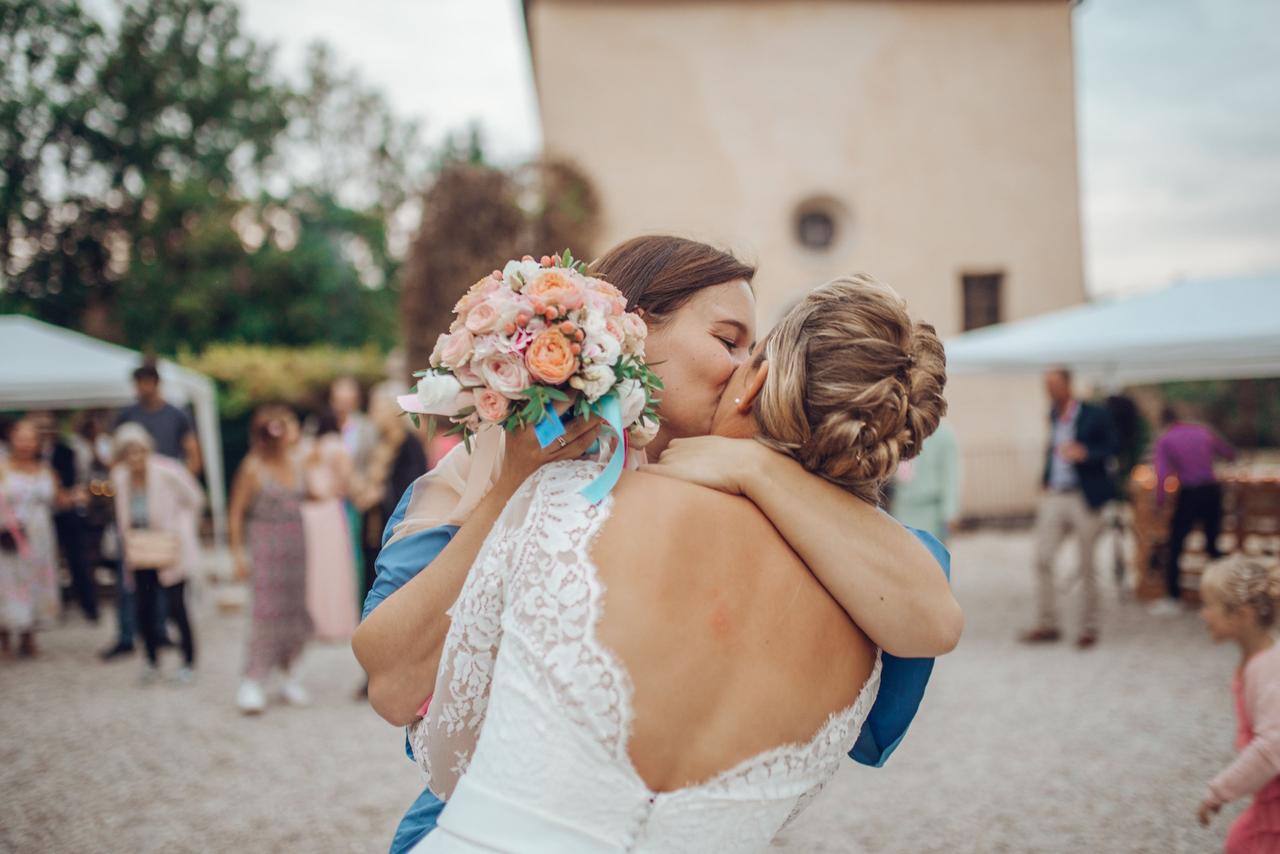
[733,398,742,405]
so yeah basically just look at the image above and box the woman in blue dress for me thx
[354,236,960,853]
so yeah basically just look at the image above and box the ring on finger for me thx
[556,435,568,449]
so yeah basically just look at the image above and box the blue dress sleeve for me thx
[358,484,461,852]
[848,526,952,768]
[361,484,461,621]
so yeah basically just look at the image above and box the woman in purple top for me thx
[1151,406,1236,614]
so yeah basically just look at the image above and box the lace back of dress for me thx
[411,461,628,798]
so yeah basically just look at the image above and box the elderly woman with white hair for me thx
[111,422,204,684]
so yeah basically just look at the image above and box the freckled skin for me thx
[708,599,734,641]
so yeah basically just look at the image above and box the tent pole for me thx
[192,381,227,545]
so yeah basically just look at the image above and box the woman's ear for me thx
[738,361,769,413]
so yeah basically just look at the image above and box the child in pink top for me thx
[1198,554,1280,852]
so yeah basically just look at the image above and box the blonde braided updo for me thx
[753,274,947,504]
[1202,554,1280,627]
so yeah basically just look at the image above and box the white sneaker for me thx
[237,679,267,714]
[170,666,195,686]
[139,664,161,686]
[1147,599,1183,617]
[280,678,311,707]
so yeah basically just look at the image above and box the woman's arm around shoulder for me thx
[644,436,962,658]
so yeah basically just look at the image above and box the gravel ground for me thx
[0,531,1243,853]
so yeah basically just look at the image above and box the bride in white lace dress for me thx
[409,276,948,853]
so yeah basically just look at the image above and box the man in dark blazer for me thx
[1020,368,1118,649]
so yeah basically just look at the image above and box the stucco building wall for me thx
[528,0,1085,514]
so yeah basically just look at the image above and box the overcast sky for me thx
[238,0,1280,298]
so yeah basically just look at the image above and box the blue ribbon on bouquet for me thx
[533,392,626,504]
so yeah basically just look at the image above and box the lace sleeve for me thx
[405,466,547,800]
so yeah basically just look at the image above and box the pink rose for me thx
[432,329,474,369]
[474,388,511,423]
[621,312,647,341]
[454,276,502,316]
[454,363,484,388]
[475,351,531,398]
[464,301,502,334]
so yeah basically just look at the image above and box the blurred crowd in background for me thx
[0,360,457,714]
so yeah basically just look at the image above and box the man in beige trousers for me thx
[1021,369,1119,649]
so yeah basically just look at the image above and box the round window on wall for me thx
[794,198,845,251]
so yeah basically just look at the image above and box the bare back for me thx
[593,470,877,792]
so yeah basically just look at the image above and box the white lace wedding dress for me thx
[408,461,881,853]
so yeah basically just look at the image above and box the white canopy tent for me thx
[945,273,1280,386]
[0,315,226,543]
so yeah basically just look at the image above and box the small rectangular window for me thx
[962,272,1003,331]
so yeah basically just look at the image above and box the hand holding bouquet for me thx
[399,250,663,501]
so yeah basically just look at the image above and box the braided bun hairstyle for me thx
[753,274,947,504]
[1202,554,1280,627]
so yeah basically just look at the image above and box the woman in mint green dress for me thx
[891,421,962,544]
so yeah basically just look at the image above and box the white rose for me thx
[588,331,622,366]
[628,416,660,449]
[569,363,614,403]
[616,378,647,426]
[502,259,544,292]
[582,311,607,340]
[400,373,464,415]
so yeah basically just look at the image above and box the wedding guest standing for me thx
[1150,405,1237,616]
[29,411,98,623]
[111,424,202,684]
[330,377,377,478]
[891,421,961,544]
[1197,555,1280,851]
[355,387,427,603]
[1021,369,1118,649]
[229,405,312,715]
[114,363,202,476]
[301,413,359,641]
[0,419,61,658]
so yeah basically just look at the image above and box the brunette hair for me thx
[590,235,755,325]
[753,274,948,504]
[250,404,297,453]
[1202,554,1280,627]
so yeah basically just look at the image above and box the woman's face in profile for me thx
[708,340,769,439]
[643,280,756,450]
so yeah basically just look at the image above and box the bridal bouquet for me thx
[399,250,662,490]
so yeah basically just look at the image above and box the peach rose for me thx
[474,388,511,423]
[524,271,585,311]
[525,329,578,385]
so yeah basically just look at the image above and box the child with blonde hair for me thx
[1197,553,1280,851]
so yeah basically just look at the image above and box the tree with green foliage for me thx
[1,0,422,353]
